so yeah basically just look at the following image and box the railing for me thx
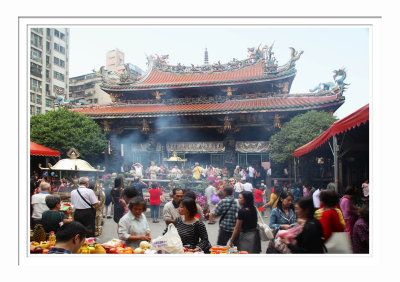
[30,69,42,78]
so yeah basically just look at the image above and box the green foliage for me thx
[30,108,108,159]
[270,110,337,163]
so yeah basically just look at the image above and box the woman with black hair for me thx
[174,198,211,253]
[111,176,125,224]
[229,191,261,253]
[281,197,325,253]
[269,191,296,230]
[352,204,369,253]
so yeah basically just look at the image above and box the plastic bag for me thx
[257,209,274,241]
[211,194,220,204]
[151,223,184,254]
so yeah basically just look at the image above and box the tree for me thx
[30,108,108,159]
[269,110,337,164]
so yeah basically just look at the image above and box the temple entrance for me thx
[237,153,269,168]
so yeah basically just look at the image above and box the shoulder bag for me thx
[256,207,274,241]
[76,189,95,210]
[219,199,235,225]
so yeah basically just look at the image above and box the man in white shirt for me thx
[248,165,255,186]
[31,181,51,228]
[205,180,217,224]
[71,177,99,237]
[312,188,322,208]
[243,178,254,192]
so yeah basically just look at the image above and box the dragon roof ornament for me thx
[309,68,349,96]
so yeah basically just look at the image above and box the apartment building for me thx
[69,72,112,105]
[30,28,69,115]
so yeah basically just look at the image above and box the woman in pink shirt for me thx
[149,183,163,223]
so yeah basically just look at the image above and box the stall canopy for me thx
[294,104,369,157]
[30,142,60,157]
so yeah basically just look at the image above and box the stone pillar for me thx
[223,132,236,177]
[107,133,121,173]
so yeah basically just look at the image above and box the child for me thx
[41,194,73,233]
[117,196,151,249]
[254,185,266,216]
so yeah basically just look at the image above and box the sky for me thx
[69,26,370,119]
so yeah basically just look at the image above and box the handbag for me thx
[256,208,274,241]
[211,194,220,204]
[324,232,352,254]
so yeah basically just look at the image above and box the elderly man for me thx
[162,188,184,226]
[71,177,99,237]
[31,181,51,228]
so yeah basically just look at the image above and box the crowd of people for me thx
[30,163,369,255]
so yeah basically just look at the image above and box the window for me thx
[60,59,65,68]
[46,41,50,51]
[36,95,42,104]
[54,29,60,38]
[31,33,42,48]
[30,62,42,77]
[47,28,51,37]
[60,32,65,41]
[54,57,59,65]
[53,57,65,68]
[94,98,98,103]
[54,43,59,52]
[53,71,65,82]
[30,78,42,92]
[30,93,35,103]
[46,55,50,65]
[36,107,41,114]
[45,99,53,108]
[31,48,42,62]
[59,46,65,54]
[30,106,35,115]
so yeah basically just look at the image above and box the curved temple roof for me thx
[74,94,345,118]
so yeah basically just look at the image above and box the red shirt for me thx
[319,209,345,241]
[254,189,263,203]
[149,189,163,205]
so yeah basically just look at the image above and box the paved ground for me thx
[97,203,271,253]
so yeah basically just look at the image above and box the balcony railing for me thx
[30,69,42,78]
[31,86,43,93]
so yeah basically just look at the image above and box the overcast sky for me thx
[69,26,369,119]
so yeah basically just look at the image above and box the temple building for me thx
[74,44,347,174]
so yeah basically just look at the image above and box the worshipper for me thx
[254,185,266,216]
[31,181,51,228]
[315,189,345,242]
[352,204,369,253]
[48,221,88,254]
[340,186,360,237]
[209,186,239,246]
[233,166,240,180]
[132,163,143,178]
[120,186,139,215]
[163,188,184,226]
[131,176,147,198]
[149,183,163,223]
[243,177,254,192]
[269,191,296,230]
[247,165,255,186]
[174,198,212,253]
[111,176,125,224]
[41,194,72,233]
[205,180,218,224]
[229,191,261,253]
[148,161,160,180]
[262,185,283,211]
[170,164,183,179]
[183,189,205,221]
[362,180,369,199]
[281,197,325,253]
[70,177,99,237]
[117,196,151,249]
[103,183,113,219]
[234,177,244,199]
[192,162,204,180]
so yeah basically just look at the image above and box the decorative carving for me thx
[132,143,162,152]
[166,142,225,153]
[152,91,166,100]
[101,120,113,133]
[221,86,237,99]
[141,119,150,134]
[274,114,282,129]
[309,68,349,95]
[235,141,270,153]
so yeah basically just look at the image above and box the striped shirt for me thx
[174,217,211,252]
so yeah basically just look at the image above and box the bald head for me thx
[39,181,50,191]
